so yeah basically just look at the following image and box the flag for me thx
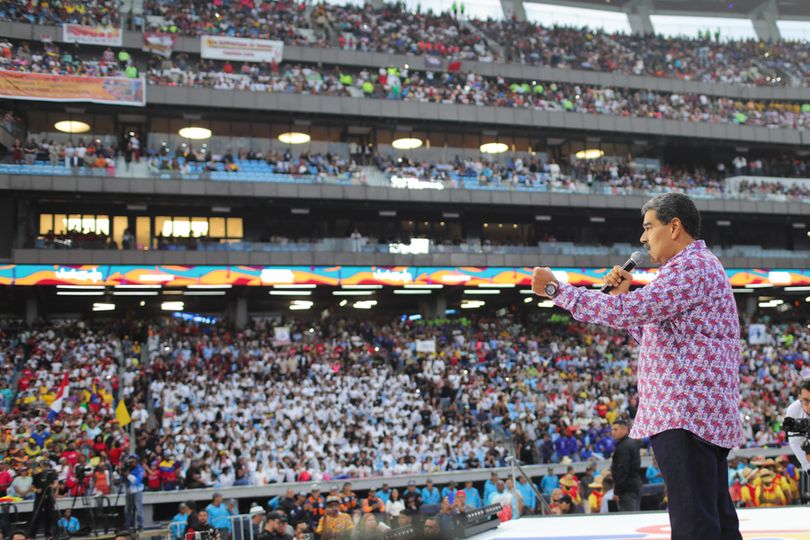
[447,60,462,73]
[47,373,69,422]
[143,32,177,58]
[116,399,131,427]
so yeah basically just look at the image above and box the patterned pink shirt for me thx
[552,240,744,449]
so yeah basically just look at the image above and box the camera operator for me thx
[785,379,810,472]
[121,455,145,531]
[28,457,58,540]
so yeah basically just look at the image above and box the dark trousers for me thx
[617,490,640,512]
[28,495,54,538]
[650,429,742,540]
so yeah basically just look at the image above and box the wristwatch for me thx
[544,280,559,298]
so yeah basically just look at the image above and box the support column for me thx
[234,296,248,330]
[743,297,757,318]
[25,297,38,325]
[751,0,781,42]
[418,296,448,319]
[624,0,654,35]
[500,0,527,22]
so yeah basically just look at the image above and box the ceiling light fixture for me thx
[278,132,310,144]
[54,120,91,133]
[392,137,423,150]
[178,127,212,140]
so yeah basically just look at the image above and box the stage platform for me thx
[475,507,810,540]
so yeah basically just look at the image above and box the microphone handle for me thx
[600,260,638,294]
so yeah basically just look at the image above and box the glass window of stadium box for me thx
[25,111,117,146]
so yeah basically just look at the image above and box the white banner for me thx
[416,339,436,353]
[273,326,291,345]
[200,36,284,63]
[63,24,123,46]
[143,32,177,58]
[748,324,767,345]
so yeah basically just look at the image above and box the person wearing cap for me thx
[237,504,265,540]
[558,474,582,506]
[421,479,440,506]
[257,511,291,540]
[306,486,325,522]
[123,454,145,530]
[315,496,352,540]
[755,469,787,507]
[171,503,192,540]
[587,476,605,513]
[440,480,459,504]
[784,379,810,474]
[402,481,422,509]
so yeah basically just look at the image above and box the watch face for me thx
[544,283,557,296]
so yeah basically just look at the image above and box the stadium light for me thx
[393,290,432,295]
[392,137,423,150]
[404,284,443,289]
[54,120,91,134]
[92,303,115,312]
[461,300,485,309]
[333,291,374,296]
[538,300,554,308]
[178,127,212,140]
[785,286,810,292]
[480,142,508,154]
[463,289,500,295]
[161,301,184,311]
[575,149,605,160]
[278,132,311,144]
[290,300,313,310]
[57,291,104,296]
[269,291,312,296]
[353,300,377,309]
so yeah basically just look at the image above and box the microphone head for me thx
[630,251,646,267]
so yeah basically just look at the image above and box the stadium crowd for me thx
[1,0,807,87]
[146,59,810,130]
[0,314,807,504]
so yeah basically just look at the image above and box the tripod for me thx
[28,483,57,540]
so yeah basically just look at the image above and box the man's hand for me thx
[531,267,556,297]
[603,265,633,295]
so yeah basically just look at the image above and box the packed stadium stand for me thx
[0,0,809,538]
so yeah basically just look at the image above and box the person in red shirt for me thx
[61,443,80,467]
[0,461,12,496]
[223,62,233,74]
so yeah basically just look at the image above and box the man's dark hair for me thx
[641,193,701,239]
[602,477,614,490]
[612,419,629,427]
[11,530,28,540]
[799,379,810,394]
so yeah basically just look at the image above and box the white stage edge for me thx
[475,507,810,540]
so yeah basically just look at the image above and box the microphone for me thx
[600,251,646,294]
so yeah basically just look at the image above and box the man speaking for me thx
[532,193,743,540]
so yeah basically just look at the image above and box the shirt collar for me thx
[664,239,705,267]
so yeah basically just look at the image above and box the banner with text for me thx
[1,265,809,288]
[63,24,123,46]
[0,71,146,107]
[200,35,284,63]
[143,32,177,58]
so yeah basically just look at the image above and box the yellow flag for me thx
[116,399,131,427]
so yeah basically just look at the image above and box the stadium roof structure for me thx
[519,0,808,18]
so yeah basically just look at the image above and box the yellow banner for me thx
[0,71,145,107]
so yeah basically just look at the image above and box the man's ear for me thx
[670,218,682,240]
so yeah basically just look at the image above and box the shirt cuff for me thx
[551,282,582,312]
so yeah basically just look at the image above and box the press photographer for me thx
[783,379,810,473]
[28,457,58,540]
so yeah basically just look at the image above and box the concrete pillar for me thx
[25,297,37,326]
[625,0,654,35]
[418,296,448,319]
[500,0,527,22]
[751,0,781,42]
[744,296,757,318]
[234,296,248,330]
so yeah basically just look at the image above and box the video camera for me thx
[783,417,810,453]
